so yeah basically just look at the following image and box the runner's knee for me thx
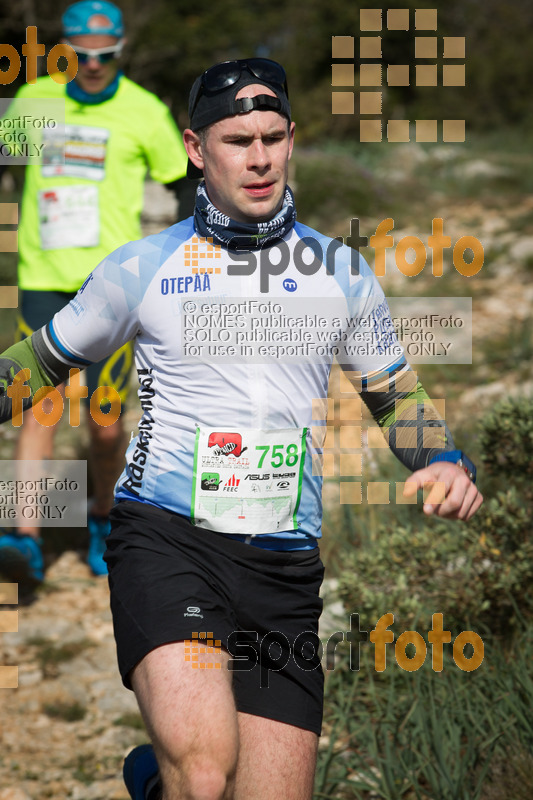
[159,752,236,800]
[182,757,233,800]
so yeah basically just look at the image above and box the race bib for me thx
[192,427,308,535]
[42,124,109,180]
[38,185,99,250]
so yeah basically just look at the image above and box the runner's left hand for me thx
[403,462,483,520]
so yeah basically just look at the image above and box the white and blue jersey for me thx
[45,218,407,549]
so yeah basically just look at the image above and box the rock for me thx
[141,179,177,234]
[17,666,43,687]
[429,145,463,162]
[320,577,340,599]
[86,621,114,644]
[92,680,139,715]
[109,785,131,800]
[456,159,511,179]
[320,600,347,641]
[509,236,533,262]
[4,616,74,646]
[0,791,33,800]
[45,550,93,581]
[391,142,429,166]
[38,676,88,708]
[70,781,130,800]
[90,724,143,753]
[69,784,107,800]
[461,380,533,409]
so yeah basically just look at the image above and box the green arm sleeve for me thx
[360,366,455,472]
[0,333,65,424]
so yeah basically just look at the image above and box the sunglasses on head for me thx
[66,39,124,64]
[190,58,288,115]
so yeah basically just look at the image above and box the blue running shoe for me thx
[123,744,161,800]
[0,533,44,586]
[87,514,111,576]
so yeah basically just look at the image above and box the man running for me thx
[0,58,483,799]
[0,0,193,583]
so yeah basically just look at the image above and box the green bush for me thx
[43,701,86,722]
[479,395,533,483]
[317,397,533,799]
[316,632,533,800]
[293,149,382,231]
[337,397,533,639]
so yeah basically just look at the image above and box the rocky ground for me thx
[0,183,172,800]
[0,555,344,800]
[0,555,141,800]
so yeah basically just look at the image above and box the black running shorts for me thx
[105,500,325,735]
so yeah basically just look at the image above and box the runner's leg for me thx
[131,641,239,800]
[13,292,72,538]
[87,414,126,516]
[234,713,318,800]
[15,386,63,537]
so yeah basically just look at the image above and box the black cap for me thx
[187,71,291,179]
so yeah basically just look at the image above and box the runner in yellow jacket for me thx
[0,0,192,583]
